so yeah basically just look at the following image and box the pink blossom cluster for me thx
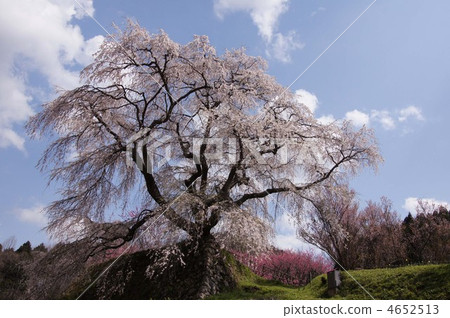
[234,249,333,286]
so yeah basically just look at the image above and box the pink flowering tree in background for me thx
[27,21,381,297]
[234,249,333,286]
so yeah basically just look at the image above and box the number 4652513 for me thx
[387,304,439,315]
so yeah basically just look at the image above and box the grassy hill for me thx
[209,256,450,300]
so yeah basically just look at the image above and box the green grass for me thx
[209,262,450,300]
[64,249,449,300]
[332,264,450,300]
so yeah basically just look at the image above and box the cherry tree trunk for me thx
[192,234,235,299]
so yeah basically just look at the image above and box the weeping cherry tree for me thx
[26,21,381,297]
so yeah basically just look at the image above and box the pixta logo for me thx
[126,128,173,174]
[127,129,298,173]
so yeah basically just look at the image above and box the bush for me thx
[0,251,27,299]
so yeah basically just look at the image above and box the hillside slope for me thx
[210,261,450,300]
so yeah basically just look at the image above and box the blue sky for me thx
[0,0,449,250]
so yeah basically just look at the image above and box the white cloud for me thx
[398,105,425,122]
[16,204,47,226]
[317,114,336,125]
[330,105,424,132]
[74,35,105,66]
[0,0,103,151]
[295,89,319,113]
[275,213,295,233]
[403,198,418,214]
[273,233,306,250]
[267,31,304,63]
[214,0,303,63]
[273,213,306,250]
[311,6,326,17]
[0,127,28,151]
[345,109,370,127]
[214,0,288,42]
[403,197,449,215]
[371,110,396,130]
[0,65,34,150]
